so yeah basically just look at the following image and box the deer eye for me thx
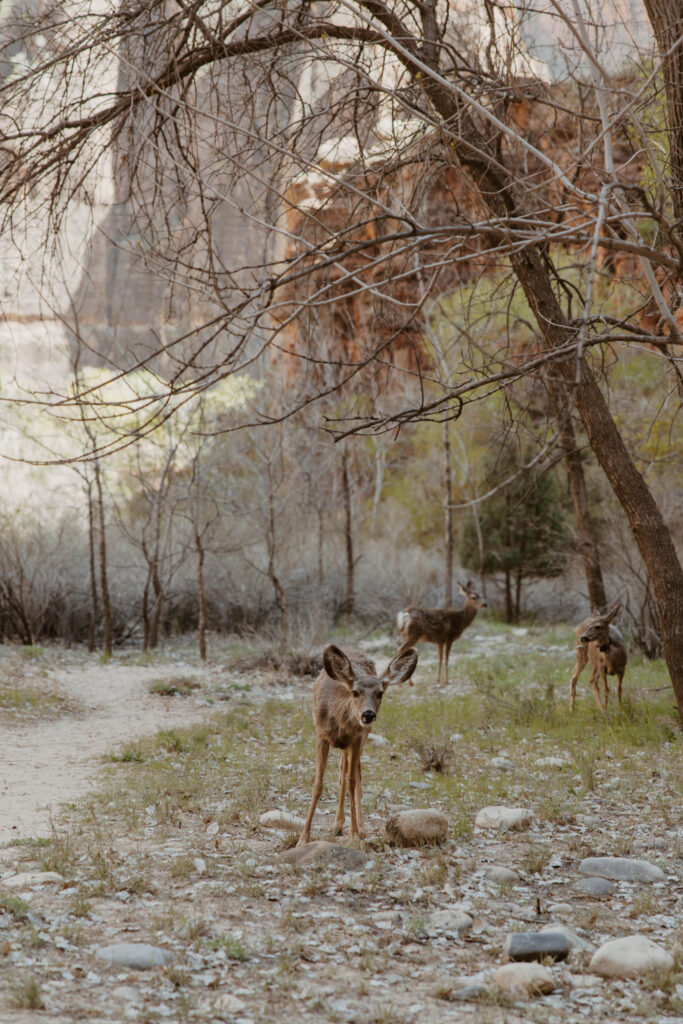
[352,690,360,698]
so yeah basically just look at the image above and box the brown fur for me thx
[297,645,418,846]
[396,580,487,684]
[569,602,628,711]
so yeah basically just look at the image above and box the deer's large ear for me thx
[323,645,355,687]
[457,581,467,595]
[382,647,418,689]
[605,601,621,623]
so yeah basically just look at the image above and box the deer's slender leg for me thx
[436,643,443,684]
[569,647,587,710]
[334,750,348,835]
[444,641,453,685]
[347,740,363,840]
[617,672,624,704]
[297,739,329,846]
[588,667,605,712]
[600,668,610,707]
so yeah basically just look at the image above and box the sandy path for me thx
[0,664,212,845]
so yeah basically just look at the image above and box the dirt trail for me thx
[0,664,211,845]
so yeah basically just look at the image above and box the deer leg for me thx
[617,672,624,704]
[601,667,610,707]
[347,741,363,840]
[297,739,329,847]
[569,648,587,710]
[333,749,348,836]
[398,637,415,684]
[443,642,453,685]
[354,757,365,838]
[436,644,443,684]
[588,667,605,712]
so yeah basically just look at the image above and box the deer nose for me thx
[361,709,376,724]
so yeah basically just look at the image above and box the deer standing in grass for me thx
[297,644,418,847]
[569,602,627,711]
[396,580,487,685]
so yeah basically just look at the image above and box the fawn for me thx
[297,644,418,846]
[569,602,627,711]
[396,580,487,684]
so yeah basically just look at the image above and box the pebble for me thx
[490,756,514,771]
[590,935,674,978]
[504,931,570,962]
[494,962,555,997]
[2,871,64,889]
[111,985,142,1003]
[535,756,568,768]
[578,856,666,883]
[213,992,247,1018]
[259,810,305,832]
[485,865,520,885]
[571,877,616,897]
[277,841,370,870]
[475,806,533,831]
[367,733,388,745]
[541,923,594,952]
[450,983,488,1002]
[428,909,473,936]
[206,821,219,836]
[95,943,174,969]
[385,809,449,847]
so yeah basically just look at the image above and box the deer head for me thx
[322,644,418,725]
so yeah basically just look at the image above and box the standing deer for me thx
[396,580,487,685]
[297,644,418,847]
[569,602,627,711]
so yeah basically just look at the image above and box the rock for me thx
[111,985,142,1003]
[490,756,513,771]
[428,909,473,936]
[213,993,247,1018]
[450,984,489,1002]
[535,756,568,768]
[367,733,388,745]
[206,821,219,836]
[259,810,305,832]
[504,931,570,962]
[475,807,533,831]
[494,963,555,997]
[485,865,520,885]
[385,809,449,847]
[193,857,207,875]
[571,877,616,897]
[541,923,594,953]
[548,903,574,915]
[578,856,666,883]
[277,841,370,870]
[95,943,174,969]
[590,935,674,979]
[2,871,64,889]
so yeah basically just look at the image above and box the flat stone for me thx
[475,806,533,831]
[2,871,64,889]
[450,984,489,1002]
[259,810,305,832]
[277,841,370,870]
[213,993,247,1018]
[504,931,570,963]
[535,756,568,768]
[428,909,473,936]
[111,986,142,1003]
[578,857,666,883]
[485,865,520,885]
[541,923,594,952]
[490,756,514,770]
[548,903,574,915]
[590,935,674,978]
[385,809,449,847]
[571,876,616,897]
[494,962,555,997]
[367,733,388,745]
[95,943,174,969]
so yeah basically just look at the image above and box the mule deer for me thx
[297,644,418,847]
[569,602,627,711]
[396,580,487,684]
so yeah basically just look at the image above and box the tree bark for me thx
[93,457,112,658]
[197,540,207,661]
[443,421,454,606]
[642,0,683,227]
[86,478,100,653]
[341,446,355,619]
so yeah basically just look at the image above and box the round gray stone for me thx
[571,876,616,897]
[541,923,594,953]
[95,943,174,969]
[485,865,520,885]
[277,841,370,870]
[385,809,449,847]
[578,856,666,883]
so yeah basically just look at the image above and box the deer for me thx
[569,601,627,712]
[297,644,418,847]
[396,580,487,685]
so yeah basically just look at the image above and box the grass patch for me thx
[149,675,201,697]
[9,975,45,1009]
[0,893,30,921]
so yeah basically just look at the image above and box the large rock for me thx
[475,807,533,831]
[504,931,570,962]
[541,923,594,953]
[572,876,616,898]
[259,810,305,832]
[578,857,666,883]
[95,943,174,969]
[428,909,473,936]
[485,865,520,885]
[2,871,64,889]
[213,993,247,1018]
[590,935,674,978]
[277,841,370,870]
[385,809,449,847]
[494,963,555,997]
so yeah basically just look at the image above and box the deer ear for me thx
[605,601,621,623]
[323,645,354,686]
[457,581,467,595]
[590,605,600,618]
[382,647,418,689]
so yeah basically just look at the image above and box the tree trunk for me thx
[93,458,112,658]
[197,540,207,661]
[149,561,163,649]
[86,479,99,653]
[547,377,607,609]
[642,0,683,226]
[317,508,325,587]
[504,568,513,623]
[443,421,454,606]
[341,446,355,619]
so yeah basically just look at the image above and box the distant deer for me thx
[396,580,487,685]
[297,644,418,847]
[569,602,627,711]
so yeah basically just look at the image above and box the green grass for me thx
[0,893,30,921]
